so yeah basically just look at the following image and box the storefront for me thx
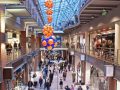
[90,66,109,90]
[89,30,115,51]
[11,57,27,88]
[7,31,20,47]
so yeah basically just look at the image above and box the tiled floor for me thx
[24,70,86,90]
[14,57,88,90]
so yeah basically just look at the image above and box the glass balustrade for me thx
[6,47,32,63]
[66,44,118,65]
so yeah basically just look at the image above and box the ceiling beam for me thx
[85,7,112,11]
[88,4,117,8]
[81,12,101,15]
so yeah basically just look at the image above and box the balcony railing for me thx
[67,45,120,65]
[6,48,32,63]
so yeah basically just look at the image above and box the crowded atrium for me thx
[0,0,120,90]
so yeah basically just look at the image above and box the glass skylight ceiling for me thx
[38,0,84,31]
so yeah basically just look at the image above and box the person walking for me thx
[59,79,63,89]
[28,80,33,89]
[33,73,37,88]
[65,85,70,90]
[45,79,50,90]
[59,64,63,73]
[70,85,74,90]
[63,69,67,81]
[72,71,76,83]
[86,85,89,90]
[68,64,71,71]
[39,76,43,87]
[18,43,21,51]
[14,42,17,51]
[49,70,54,85]
[39,60,43,71]
[77,86,83,90]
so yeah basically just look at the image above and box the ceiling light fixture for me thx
[109,27,112,30]
[91,16,95,19]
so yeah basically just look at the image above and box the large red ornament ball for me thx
[46,9,53,15]
[48,39,54,45]
[45,0,53,8]
[42,40,47,46]
[47,15,52,23]
[42,24,53,37]
[47,46,52,50]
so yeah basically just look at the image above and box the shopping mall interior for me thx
[0,0,120,90]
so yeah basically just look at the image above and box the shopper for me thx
[28,80,33,89]
[32,73,37,78]
[72,71,76,83]
[59,79,63,89]
[66,42,69,48]
[33,73,37,88]
[9,43,12,55]
[18,43,21,51]
[39,76,43,87]
[77,86,83,90]
[49,70,54,85]
[45,79,50,90]
[39,60,43,71]
[14,42,18,51]
[68,63,71,71]
[70,85,74,90]
[59,64,63,73]
[65,85,70,90]
[86,85,89,90]
[63,69,67,81]
[33,78,37,88]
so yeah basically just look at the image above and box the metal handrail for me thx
[6,48,40,67]
[67,45,120,66]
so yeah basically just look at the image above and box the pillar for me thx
[85,32,90,53]
[34,34,41,71]
[24,64,29,84]
[63,50,67,60]
[0,5,8,90]
[31,35,35,51]
[81,61,86,84]
[20,31,26,55]
[85,62,91,85]
[108,77,117,90]
[69,34,71,48]
[31,34,37,72]
[38,35,41,63]
[36,34,41,49]
[115,22,120,64]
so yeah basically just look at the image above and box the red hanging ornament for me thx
[45,0,53,8]
[46,9,53,15]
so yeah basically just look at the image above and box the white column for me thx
[117,80,120,90]
[25,25,28,52]
[69,34,71,48]
[85,62,91,85]
[115,22,120,64]
[85,32,90,52]
[74,35,77,50]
